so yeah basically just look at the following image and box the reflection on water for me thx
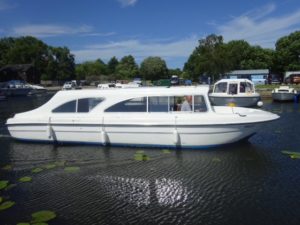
[1,96,300,225]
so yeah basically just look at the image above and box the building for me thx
[224,69,269,85]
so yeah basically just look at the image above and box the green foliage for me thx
[275,31,300,73]
[115,55,139,79]
[107,56,119,74]
[0,36,75,82]
[140,57,168,80]
[75,59,107,80]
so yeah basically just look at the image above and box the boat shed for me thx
[224,69,269,85]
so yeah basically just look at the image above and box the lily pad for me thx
[162,149,171,154]
[2,164,12,170]
[0,180,9,190]
[64,166,80,173]
[31,210,56,223]
[31,168,44,173]
[5,183,17,191]
[19,176,32,182]
[17,223,31,225]
[290,154,300,159]
[212,157,221,162]
[0,201,15,211]
[282,150,300,156]
[55,161,66,167]
[134,153,150,161]
[44,164,56,169]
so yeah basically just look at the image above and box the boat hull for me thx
[7,122,259,149]
[209,95,261,107]
[272,92,295,101]
[1,87,32,96]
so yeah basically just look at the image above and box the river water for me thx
[0,94,300,225]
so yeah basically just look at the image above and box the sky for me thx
[0,0,300,69]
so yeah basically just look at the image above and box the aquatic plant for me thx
[0,200,15,211]
[31,168,44,173]
[2,164,12,170]
[162,149,171,154]
[0,180,9,190]
[281,151,300,159]
[44,164,56,169]
[17,223,31,225]
[5,183,17,191]
[212,157,221,162]
[19,176,32,182]
[64,166,80,173]
[134,152,150,161]
[31,210,56,223]
[0,196,2,203]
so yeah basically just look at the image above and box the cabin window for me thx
[52,100,76,113]
[240,82,246,93]
[228,83,238,95]
[245,82,253,92]
[214,82,227,93]
[148,96,168,112]
[77,98,103,112]
[194,95,207,112]
[105,97,147,112]
[169,96,193,112]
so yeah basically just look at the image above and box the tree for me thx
[107,56,119,75]
[75,58,107,80]
[140,57,168,80]
[184,34,230,81]
[115,55,139,79]
[274,30,300,73]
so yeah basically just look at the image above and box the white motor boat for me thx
[97,83,116,89]
[272,86,297,101]
[209,79,262,107]
[6,86,279,149]
[27,84,47,95]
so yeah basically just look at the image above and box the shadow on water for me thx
[1,96,300,225]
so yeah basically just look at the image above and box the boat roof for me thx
[54,85,210,98]
[215,79,254,84]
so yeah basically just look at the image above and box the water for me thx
[1,95,300,225]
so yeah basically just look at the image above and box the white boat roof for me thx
[54,85,210,98]
[215,79,254,84]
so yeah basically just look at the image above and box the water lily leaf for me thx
[5,183,17,191]
[17,223,31,225]
[162,149,171,154]
[44,164,56,169]
[64,166,80,173]
[136,150,144,154]
[212,157,221,162]
[19,176,32,182]
[0,180,9,190]
[55,161,66,167]
[282,151,300,156]
[31,210,56,223]
[31,168,44,173]
[0,201,15,211]
[290,154,300,159]
[134,153,150,161]
[2,164,12,170]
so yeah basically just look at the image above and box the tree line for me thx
[0,30,300,83]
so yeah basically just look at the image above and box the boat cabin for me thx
[213,79,255,95]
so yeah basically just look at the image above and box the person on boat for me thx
[181,95,192,111]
